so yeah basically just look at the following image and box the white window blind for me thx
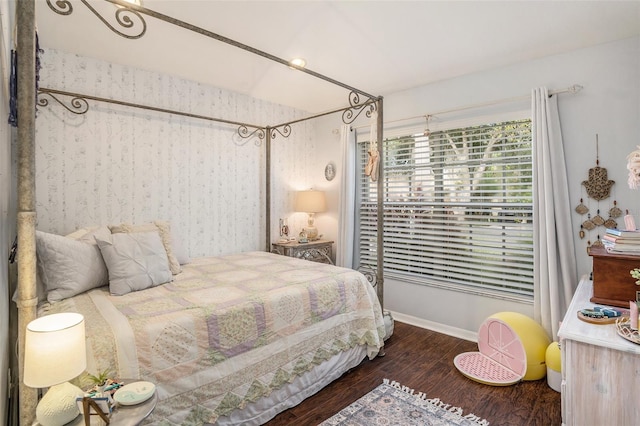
[356,118,534,297]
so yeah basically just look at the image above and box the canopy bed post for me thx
[16,0,39,424]
[265,127,272,251]
[376,97,384,308]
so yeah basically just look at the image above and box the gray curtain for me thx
[532,87,578,340]
[336,124,356,268]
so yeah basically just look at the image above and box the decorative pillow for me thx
[109,221,182,274]
[65,226,101,240]
[66,226,112,244]
[35,230,109,302]
[169,223,191,265]
[95,232,172,296]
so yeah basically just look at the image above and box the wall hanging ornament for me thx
[604,217,618,229]
[581,135,614,201]
[591,236,604,248]
[604,198,619,229]
[591,209,605,226]
[576,134,627,252]
[609,200,622,218]
[582,214,596,231]
[575,198,589,215]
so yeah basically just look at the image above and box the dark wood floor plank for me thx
[264,321,562,426]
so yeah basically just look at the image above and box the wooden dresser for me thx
[558,276,640,425]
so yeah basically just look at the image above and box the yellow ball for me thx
[545,342,561,372]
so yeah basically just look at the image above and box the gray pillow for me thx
[95,232,172,296]
[35,230,109,302]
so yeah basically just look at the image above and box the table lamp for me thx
[295,189,326,241]
[24,313,87,426]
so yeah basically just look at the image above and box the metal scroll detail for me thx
[237,125,266,145]
[46,0,73,15]
[47,0,147,39]
[342,91,377,125]
[37,92,89,115]
[357,266,378,289]
[270,124,291,139]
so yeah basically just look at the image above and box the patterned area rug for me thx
[319,379,490,425]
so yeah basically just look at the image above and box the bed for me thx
[33,224,385,424]
[14,1,386,424]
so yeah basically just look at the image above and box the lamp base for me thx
[305,226,319,241]
[36,382,84,426]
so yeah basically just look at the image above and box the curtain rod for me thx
[353,84,583,130]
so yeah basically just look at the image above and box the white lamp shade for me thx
[24,313,86,388]
[295,190,326,213]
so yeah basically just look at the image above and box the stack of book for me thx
[601,228,640,255]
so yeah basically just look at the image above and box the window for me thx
[356,117,534,298]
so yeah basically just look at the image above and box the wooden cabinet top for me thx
[589,245,640,261]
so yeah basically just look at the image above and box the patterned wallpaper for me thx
[36,49,316,257]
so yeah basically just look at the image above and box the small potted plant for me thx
[86,369,112,395]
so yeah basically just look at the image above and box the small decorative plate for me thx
[113,381,156,406]
[577,310,621,325]
[325,162,336,181]
[616,317,640,345]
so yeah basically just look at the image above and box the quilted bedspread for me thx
[40,251,385,424]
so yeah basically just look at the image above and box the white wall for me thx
[0,0,15,423]
[314,36,640,337]
[36,49,317,256]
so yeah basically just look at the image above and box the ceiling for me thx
[35,0,640,113]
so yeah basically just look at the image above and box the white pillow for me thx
[95,232,173,296]
[109,221,182,274]
[65,226,102,240]
[35,230,109,302]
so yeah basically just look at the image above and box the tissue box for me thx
[589,246,640,308]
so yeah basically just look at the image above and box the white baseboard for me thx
[387,310,478,342]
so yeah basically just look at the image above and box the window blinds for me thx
[357,118,534,297]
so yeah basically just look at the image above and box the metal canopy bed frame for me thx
[15,0,385,423]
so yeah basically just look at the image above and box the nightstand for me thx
[60,379,157,426]
[271,240,334,264]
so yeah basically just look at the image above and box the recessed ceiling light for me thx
[120,0,143,6]
[289,58,307,69]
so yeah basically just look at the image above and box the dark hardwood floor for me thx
[265,321,562,426]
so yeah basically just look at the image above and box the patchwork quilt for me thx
[40,251,385,424]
